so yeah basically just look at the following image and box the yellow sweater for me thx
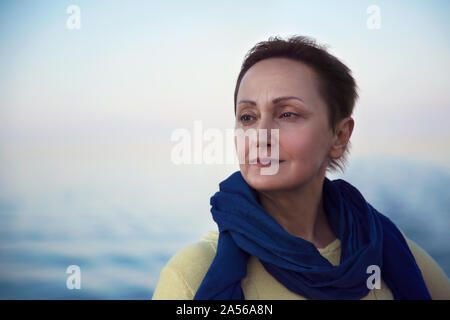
[152,230,450,300]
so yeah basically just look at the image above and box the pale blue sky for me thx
[0,0,449,167]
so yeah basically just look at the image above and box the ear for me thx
[329,117,354,159]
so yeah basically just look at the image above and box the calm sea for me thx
[0,142,448,299]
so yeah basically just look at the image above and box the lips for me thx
[250,157,284,167]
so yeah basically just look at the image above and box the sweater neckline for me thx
[317,237,341,255]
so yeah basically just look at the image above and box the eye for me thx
[280,112,299,118]
[239,114,255,123]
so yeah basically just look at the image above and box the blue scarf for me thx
[194,171,431,300]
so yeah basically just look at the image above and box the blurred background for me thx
[0,0,449,299]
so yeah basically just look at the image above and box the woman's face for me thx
[235,57,335,191]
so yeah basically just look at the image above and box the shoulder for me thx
[152,231,219,300]
[398,229,450,299]
[166,231,219,276]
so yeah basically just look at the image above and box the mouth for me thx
[251,158,284,167]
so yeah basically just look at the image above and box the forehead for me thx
[238,57,319,98]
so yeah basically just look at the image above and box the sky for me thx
[0,0,449,167]
[0,0,449,298]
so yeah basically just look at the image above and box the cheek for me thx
[280,127,327,162]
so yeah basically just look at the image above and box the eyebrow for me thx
[238,96,306,107]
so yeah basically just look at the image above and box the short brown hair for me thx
[234,35,359,174]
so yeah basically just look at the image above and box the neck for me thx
[257,170,336,249]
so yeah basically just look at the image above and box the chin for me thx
[242,163,311,192]
[241,164,288,191]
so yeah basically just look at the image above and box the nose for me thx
[254,116,276,160]
[256,116,273,148]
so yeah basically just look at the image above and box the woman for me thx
[153,35,450,300]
